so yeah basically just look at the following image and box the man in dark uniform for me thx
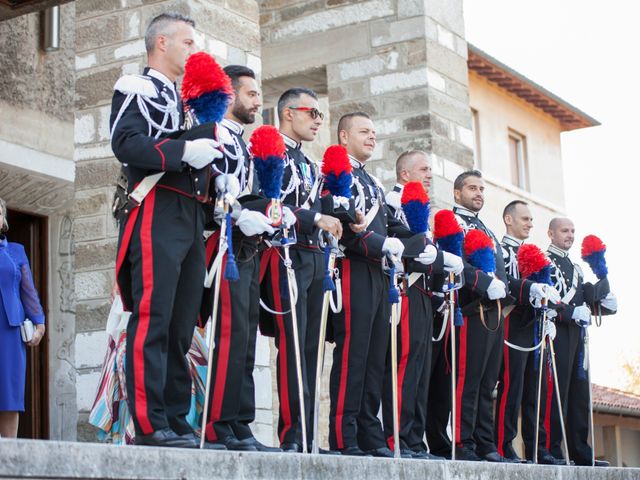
[382,151,462,459]
[328,113,438,457]
[451,170,516,462]
[110,13,220,448]
[201,65,284,451]
[494,200,563,464]
[546,217,616,466]
[260,88,342,452]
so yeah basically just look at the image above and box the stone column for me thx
[73,0,265,442]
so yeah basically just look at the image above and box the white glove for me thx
[546,309,558,321]
[601,292,618,312]
[415,244,437,265]
[443,251,464,275]
[529,283,560,308]
[486,279,507,300]
[332,196,351,210]
[544,320,557,341]
[572,304,592,327]
[236,209,275,237]
[382,237,405,258]
[182,138,223,169]
[214,174,241,203]
[282,207,297,228]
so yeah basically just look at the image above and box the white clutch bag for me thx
[20,319,35,343]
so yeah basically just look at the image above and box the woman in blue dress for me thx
[0,198,45,438]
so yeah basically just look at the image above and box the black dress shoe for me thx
[203,441,228,450]
[281,442,302,453]
[135,428,197,448]
[411,449,445,460]
[340,446,370,456]
[483,451,519,463]
[502,454,527,463]
[366,447,396,458]
[455,446,482,462]
[214,436,258,451]
[575,459,610,467]
[245,438,282,452]
[538,453,567,465]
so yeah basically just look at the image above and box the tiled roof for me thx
[593,384,640,417]
[467,44,600,132]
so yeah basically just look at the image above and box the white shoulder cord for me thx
[352,176,367,212]
[136,91,180,138]
[280,155,301,202]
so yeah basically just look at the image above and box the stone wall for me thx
[261,0,473,205]
[72,0,269,443]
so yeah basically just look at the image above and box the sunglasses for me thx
[288,106,325,120]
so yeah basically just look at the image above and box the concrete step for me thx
[0,439,638,480]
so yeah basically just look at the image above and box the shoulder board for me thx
[113,74,158,98]
[217,123,235,147]
[386,190,400,210]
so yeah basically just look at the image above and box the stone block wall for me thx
[72,0,269,443]
[261,0,473,208]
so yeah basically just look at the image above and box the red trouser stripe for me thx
[272,252,292,444]
[205,256,232,441]
[115,206,141,312]
[544,349,553,451]
[496,314,511,456]
[132,189,156,435]
[455,317,469,446]
[335,259,352,450]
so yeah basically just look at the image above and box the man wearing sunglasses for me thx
[260,88,342,453]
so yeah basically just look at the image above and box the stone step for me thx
[0,439,638,480]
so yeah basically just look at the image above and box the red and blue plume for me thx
[181,52,233,124]
[321,145,352,198]
[401,182,430,234]
[517,244,552,285]
[463,229,496,273]
[581,235,608,280]
[433,209,463,257]
[249,126,286,199]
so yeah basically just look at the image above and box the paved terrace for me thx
[1,439,638,480]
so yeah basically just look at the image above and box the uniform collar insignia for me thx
[281,133,301,150]
[147,68,176,94]
[548,243,569,258]
[502,234,523,247]
[453,204,478,218]
[221,118,244,136]
[349,155,366,170]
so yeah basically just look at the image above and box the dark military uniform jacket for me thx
[110,67,209,202]
[339,158,414,264]
[501,234,535,326]
[453,205,510,314]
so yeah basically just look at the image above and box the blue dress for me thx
[0,236,45,411]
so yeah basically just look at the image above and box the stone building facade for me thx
[0,0,596,448]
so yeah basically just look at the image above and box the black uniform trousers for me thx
[120,187,205,436]
[381,284,433,450]
[548,322,592,464]
[455,310,504,455]
[329,258,390,451]
[495,313,551,459]
[263,246,324,446]
[424,312,453,456]
[203,236,261,442]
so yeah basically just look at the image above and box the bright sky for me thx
[463,0,640,389]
